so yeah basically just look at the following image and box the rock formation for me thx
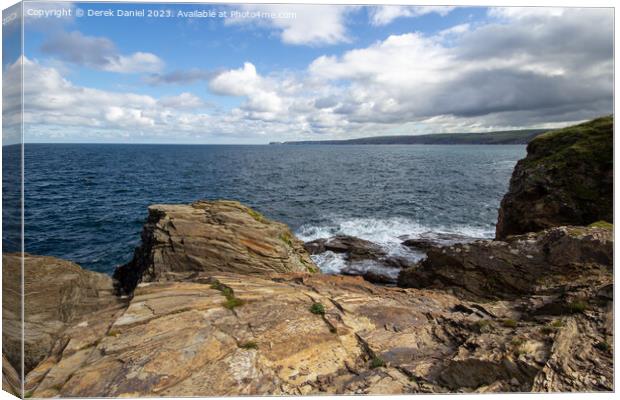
[496,115,613,239]
[398,225,612,300]
[113,200,317,294]
[2,253,126,378]
[396,225,613,392]
[2,355,20,397]
[304,235,413,283]
[3,116,614,396]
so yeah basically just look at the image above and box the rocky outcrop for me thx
[304,235,413,283]
[2,254,126,378]
[496,116,613,239]
[3,354,20,397]
[26,252,614,397]
[397,225,613,392]
[398,225,612,300]
[114,200,318,294]
[11,111,617,398]
[304,235,387,261]
[401,232,477,251]
[20,217,614,396]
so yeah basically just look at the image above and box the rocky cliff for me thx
[113,200,317,295]
[14,216,613,395]
[2,254,126,377]
[3,117,614,396]
[496,116,613,239]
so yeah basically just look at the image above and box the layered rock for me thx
[2,253,126,378]
[496,116,613,239]
[398,225,612,300]
[114,200,318,294]
[26,270,608,396]
[3,354,20,397]
[397,225,613,391]
[11,114,617,395]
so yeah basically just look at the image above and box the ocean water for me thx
[4,144,526,274]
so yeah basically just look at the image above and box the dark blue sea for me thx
[3,144,526,274]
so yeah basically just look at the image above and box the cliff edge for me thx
[496,115,613,239]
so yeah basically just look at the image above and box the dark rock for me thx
[304,235,413,283]
[398,226,612,301]
[340,268,396,285]
[401,232,477,250]
[304,235,386,260]
[496,116,613,239]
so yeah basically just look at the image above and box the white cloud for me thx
[370,6,455,26]
[17,7,614,143]
[209,62,284,114]
[487,7,565,20]
[225,5,354,45]
[209,62,262,97]
[103,52,164,74]
[159,93,204,109]
[306,8,612,129]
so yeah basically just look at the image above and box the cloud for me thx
[209,62,284,114]
[370,5,455,26]
[6,57,203,140]
[159,93,205,109]
[40,31,164,73]
[19,7,614,142]
[225,5,354,45]
[145,68,217,85]
[307,7,612,130]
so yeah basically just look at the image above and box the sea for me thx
[2,144,526,275]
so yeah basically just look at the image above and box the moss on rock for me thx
[496,116,613,239]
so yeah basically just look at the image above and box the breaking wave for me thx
[295,216,494,275]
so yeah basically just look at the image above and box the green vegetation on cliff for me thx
[496,115,613,239]
[525,115,613,169]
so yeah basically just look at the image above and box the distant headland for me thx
[270,128,549,145]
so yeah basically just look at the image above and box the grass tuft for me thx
[588,220,613,230]
[223,297,245,309]
[550,319,565,328]
[247,208,265,222]
[211,280,245,310]
[501,319,518,328]
[370,356,386,369]
[309,302,326,315]
[567,300,587,314]
[279,231,294,247]
[239,341,258,350]
[473,319,494,333]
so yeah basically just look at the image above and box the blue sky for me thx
[2,2,614,143]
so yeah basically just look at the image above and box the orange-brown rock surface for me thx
[2,253,126,379]
[13,217,612,396]
[113,200,317,295]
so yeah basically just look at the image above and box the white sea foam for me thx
[297,216,494,276]
[310,251,348,275]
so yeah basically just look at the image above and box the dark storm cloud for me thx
[432,69,612,119]
[311,8,613,130]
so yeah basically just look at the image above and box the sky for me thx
[1,2,614,144]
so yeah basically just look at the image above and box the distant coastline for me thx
[271,129,549,145]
